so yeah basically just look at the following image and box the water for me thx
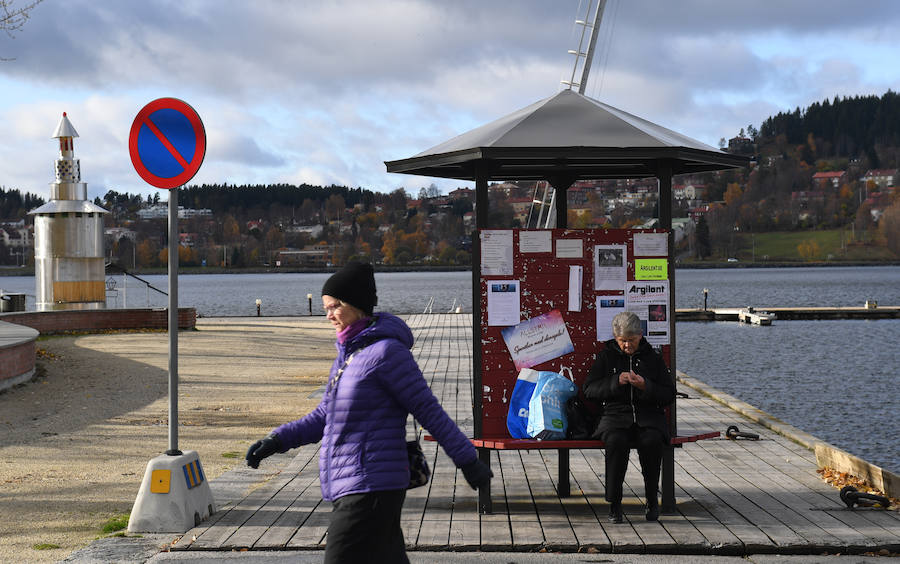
[2,266,897,472]
[0,270,474,316]
[675,266,900,473]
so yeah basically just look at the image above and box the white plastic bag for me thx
[526,367,576,440]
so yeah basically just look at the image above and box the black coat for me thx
[583,337,675,440]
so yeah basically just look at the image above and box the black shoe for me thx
[645,499,659,521]
[607,502,623,523]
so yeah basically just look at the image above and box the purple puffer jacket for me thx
[272,312,477,501]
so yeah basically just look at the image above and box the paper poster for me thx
[481,230,513,275]
[634,258,668,280]
[487,280,521,326]
[595,296,626,341]
[555,238,583,258]
[501,310,575,370]
[593,244,627,291]
[633,232,668,256]
[567,265,582,312]
[519,230,552,253]
[624,280,670,346]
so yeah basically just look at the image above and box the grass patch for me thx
[32,543,61,550]
[100,514,129,534]
[222,451,242,459]
[735,229,897,262]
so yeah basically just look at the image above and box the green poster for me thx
[634,259,667,280]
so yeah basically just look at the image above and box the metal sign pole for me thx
[167,187,181,456]
[128,98,213,533]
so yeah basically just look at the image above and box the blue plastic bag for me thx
[506,368,539,438]
[526,369,577,440]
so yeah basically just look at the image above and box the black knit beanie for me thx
[321,261,377,315]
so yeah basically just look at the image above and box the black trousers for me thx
[603,425,666,504]
[325,489,409,564]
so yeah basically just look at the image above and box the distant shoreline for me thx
[1,260,899,277]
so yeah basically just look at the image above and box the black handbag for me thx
[406,423,430,489]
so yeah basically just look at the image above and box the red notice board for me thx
[478,228,672,438]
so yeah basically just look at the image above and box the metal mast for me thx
[561,0,607,94]
[531,0,607,228]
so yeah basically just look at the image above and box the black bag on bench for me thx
[565,396,601,440]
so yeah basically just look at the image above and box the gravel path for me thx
[0,317,336,563]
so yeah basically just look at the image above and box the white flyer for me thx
[633,232,668,257]
[480,230,514,276]
[593,244,627,291]
[555,238,584,258]
[487,280,521,326]
[567,265,582,312]
[624,280,670,346]
[595,295,626,341]
[519,230,552,253]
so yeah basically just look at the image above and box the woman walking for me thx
[246,261,492,563]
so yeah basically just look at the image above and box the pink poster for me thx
[501,309,575,370]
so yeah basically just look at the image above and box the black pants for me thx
[325,489,408,564]
[603,425,666,504]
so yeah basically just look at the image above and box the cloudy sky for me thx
[2,0,899,202]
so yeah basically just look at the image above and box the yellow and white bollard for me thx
[128,450,215,533]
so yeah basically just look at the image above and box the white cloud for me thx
[1,0,900,200]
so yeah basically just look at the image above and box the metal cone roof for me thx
[52,113,79,139]
[385,89,748,181]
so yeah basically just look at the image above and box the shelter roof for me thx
[385,90,748,182]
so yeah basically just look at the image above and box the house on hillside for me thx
[449,187,474,201]
[508,196,532,225]
[683,184,707,201]
[862,169,898,189]
[812,171,846,190]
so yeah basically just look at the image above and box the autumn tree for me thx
[695,216,711,259]
[797,239,821,261]
[136,239,159,268]
[324,194,345,221]
[879,200,900,256]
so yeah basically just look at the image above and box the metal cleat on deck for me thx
[839,485,891,509]
[725,425,759,440]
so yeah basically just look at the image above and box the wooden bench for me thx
[428,431,720,514]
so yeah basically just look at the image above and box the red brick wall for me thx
[0,340,36,384]
[0,308,197,335]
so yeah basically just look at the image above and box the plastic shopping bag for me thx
[526,368,577,440]
[506,368,540,438]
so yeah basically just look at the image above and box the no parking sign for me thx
[129,98,206,189]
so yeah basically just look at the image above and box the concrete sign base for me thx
[128,450,216,533]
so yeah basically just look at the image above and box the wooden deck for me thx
[173,314,900,555]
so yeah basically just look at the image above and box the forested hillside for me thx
[2,92,899,268]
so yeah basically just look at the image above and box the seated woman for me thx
[583,311,675,523]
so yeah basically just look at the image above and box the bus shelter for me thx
[386,89,748,512]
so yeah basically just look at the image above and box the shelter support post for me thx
[473,172,492,514]
[557,448,571,496]
[657,161,677,513]
[549,175,576,229]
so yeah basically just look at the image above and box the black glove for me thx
[460,459,493,490]
[245,433,282,469]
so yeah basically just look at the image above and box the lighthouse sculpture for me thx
[29,113,109,310]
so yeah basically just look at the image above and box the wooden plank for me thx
[686,397,899,548]
[477,451,512,550]
[416,450,456,549]
[668,447,746,554]
[523,449,577,550]
[169,315,900,556]
[676,441,777,552]
[499,451,543,551]
[184,448,315,549]
[285,501,330,549]
[254,477,324,548]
